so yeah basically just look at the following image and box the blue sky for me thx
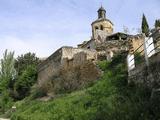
[0,0,160,58]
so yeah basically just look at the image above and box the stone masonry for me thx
[37,47,100,94]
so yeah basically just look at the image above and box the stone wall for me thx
[91,34,144,61]
[152,28,160,53]
[45,61,101,95]
[37,47,99,95]
[77,39,96,50]
[38,48,62,86]
[95,39,130,60]
[94,30,108,43]
[129,35,144,54]
[128,52,160,88]
[61,47,97,67]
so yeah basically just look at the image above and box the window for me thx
[95,26,98,30]
[100,25,103,30]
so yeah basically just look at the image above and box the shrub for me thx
[0,91,13,114]
[30,85,47,99]
[97,60,111,71]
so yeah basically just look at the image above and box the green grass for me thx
[11,90,94,120]
[10,54,160,120]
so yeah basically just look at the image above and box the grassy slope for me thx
[11,54,160,120]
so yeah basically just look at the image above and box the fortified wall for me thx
[37,47,101,95]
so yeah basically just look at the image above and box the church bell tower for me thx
[91,6,114,39]
[98,6,106,19]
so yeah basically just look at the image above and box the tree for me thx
[155,19,160,28]
[15,52,39,75]
[14,65,37,100]
[14,53,39,100]
[0,50,16,92]
[141,14,150,37]
[0,50,15,113]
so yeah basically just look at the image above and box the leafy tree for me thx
[141,14,150,37]
[0,50,15,113]
[14,65,38,100]
[13,53,39,100]
[155,19,160,28]
[0,50,16,92]
[15,52,39,75]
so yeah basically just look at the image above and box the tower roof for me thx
[98,6,106,12]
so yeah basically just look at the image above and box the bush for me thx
[30,85,47,99]
[97,60,111,71]
[0,91,13,114]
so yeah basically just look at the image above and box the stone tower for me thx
[91,6,114,39]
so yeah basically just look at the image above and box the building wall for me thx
[78,40,96,50]
[92,20,113,39]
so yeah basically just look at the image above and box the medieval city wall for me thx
[37,47,99,95]
[38,48,62,86]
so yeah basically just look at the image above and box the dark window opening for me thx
[100,25,104,30]
[95,26,98,30]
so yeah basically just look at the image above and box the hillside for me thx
[10,54,160,120]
